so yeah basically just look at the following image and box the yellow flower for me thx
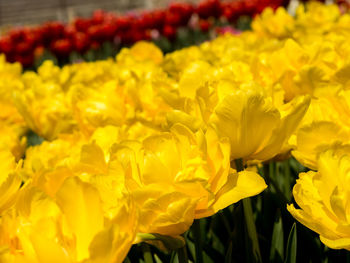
[288,149,350,250]
[118,41,163,65]
[292,90,350,169]
[295,2,340,35]
[70,80,130,136]
[0,151,22,215]
[0,123,27,161]
[162,46,203,80]
[23,132,85,172]
[178,61,214,99]
[111,123,266,235]
[0,55,27,150]
[0,177,137,263]
[251,7,294,38]
[14,69,76,140]
[210,89,310,161]
[131,184,198,236]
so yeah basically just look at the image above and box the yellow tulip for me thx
[292,90,350,169]
[14,70,76,140]
[288,149,350,250]
[162,46,203,80]
[0,151,22,215]
[0,123,27,161]
[210,89,310,161]
[70,80,130,136]
[117,41,163,65]
[252,7,294,38]
[111,123,266,235]
[0,177,137,263]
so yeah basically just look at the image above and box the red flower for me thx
[0,36,13,54]
[162,25,177,40]
[15,42,33,55]
[15,53,33,67]
[169,2,194,25]
[73,32,90,53]
[149,10,166,29]
[165,10,183,27]
[41,22,65,43]
[196,0,222,19]
[50,38,72,57]
[74,18,91,33]
[91,9,106,25]
[87,25,103,41]
[100,22,117,41]
[199,19,211,32]
[115,16,131,31]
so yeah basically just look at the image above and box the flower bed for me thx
[1,1,350,262]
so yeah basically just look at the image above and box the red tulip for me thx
[149,10,166,29]
[100,23,117,40]
[165,11,183,26]
[199,19,211,32]
[92,9,106,25]
[50,38,72,57]
[15,53,33,67]
[162,24,177,40]
[0,36,13,54]
[15,42,33,55]
[74,18,91,33]
[196,0,222,19]
[87,25,103,41]
[73,32,90,53]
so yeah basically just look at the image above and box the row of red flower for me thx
[0,0,294,67]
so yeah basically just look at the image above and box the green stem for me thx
[141,243,154,263]
[193,220,204,263]
[170,251,176,263]
[234,158,262,263]
[177,245,189,263]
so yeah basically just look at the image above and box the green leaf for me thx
[193,220,204,263]
[285,223,297,263]
[141,243,154,263]
[153,37,172,53]
[26,130,44,147]
[203,243,224,263]
[243,198,262,263]
[69,51,84,64]
[154,254,163,263]
[236,16,252,31]
[224,242,233,263]
[177,246,189,263]
[170,251,176,263]
[185,235,196,261]
[270,211,284,263]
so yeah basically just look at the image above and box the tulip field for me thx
[2,1,350,262]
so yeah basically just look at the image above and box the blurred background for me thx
[0,0,201,26]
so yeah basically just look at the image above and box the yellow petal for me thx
[196,170,267,218]
[56,177,104,261]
